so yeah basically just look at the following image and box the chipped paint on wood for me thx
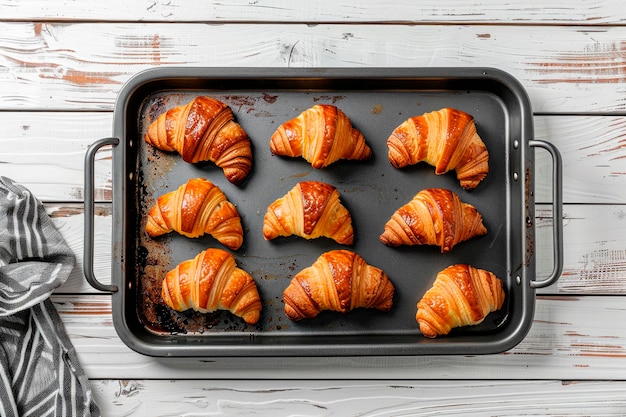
[531,40,626,84]
[89,379,626,416]
[4,1,626,24]
[535,204,626,294]
[4,24,626,112]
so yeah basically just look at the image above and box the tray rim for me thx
[107,66,537,357]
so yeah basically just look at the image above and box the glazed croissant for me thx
[416,264,505,338]
[387,108,489,190]
[270,104,372,168]
[161,248,262,325]
[146,178,243,250]
[263,181,354,245]
[379,188,486,253]
[283,250,395,321]
[145,96,253,185]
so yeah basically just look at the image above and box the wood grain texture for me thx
[53,294,626,380]
[89,379,626,416]
[46,203,626,294]
[4,2,626,413]
[534,116,626,205]
[0,112,113,201]
[2,23,626,112]
[2,0,625,24]
[536,205,626,294]
[3,113,626,204]
[46,204,112,293]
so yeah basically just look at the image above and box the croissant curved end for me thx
[218,235,244,251]
[416,318,441,339]
[386,108,489,189]
[241,310,261,325]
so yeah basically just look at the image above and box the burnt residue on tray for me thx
[125,80,518,346]
[133,92,270,335]
[523,167,535,269]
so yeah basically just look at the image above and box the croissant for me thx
[283,250,395,321]
[146,178,243,250]
[387,107,489,190]
[416,264,505,338]
[263,181,354,245]
[270,104,372,168]
[161,248,262,324]
[379,188,486,253]
[145,96,253,185]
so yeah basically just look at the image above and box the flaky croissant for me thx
[161,248,262,324]
[270,104,372,168]
[387,107,489,190]
[283,250,395,321]
[416,264,505,338]
[263,181,354,245]
[146,178,243,250]
[145,96,253,185]
[379,188,486,253]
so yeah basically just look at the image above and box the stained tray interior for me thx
[114,70,531,356]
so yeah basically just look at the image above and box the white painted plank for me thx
[2,0,625,24]
[46,203,626,294]
[2,113,625,204]
[2,0,623,408]
[2,23,626,113]
[534,116,626,205]
[90,379,626,417]
[56,295,626,380]
[535,205,626,294]
[0,112,113,201]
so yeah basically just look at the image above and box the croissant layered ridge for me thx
[263,181,354,245]
[161,248,262,325]
[145,96,253,185]
[380,188,487,253]
[146,178,244,250]
[283,250,395,321]
[387,107,489,190]
[270,104,372,168]
[416,264,505,338]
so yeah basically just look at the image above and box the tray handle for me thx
[84,137,120,293]
[529,139,563,289]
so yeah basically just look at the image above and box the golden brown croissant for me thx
[145,96,253,185]
[270,104,372,168]
[283,250,395,321]
[379,188,486,253]
[387,108,489,190]
[263,181,354,245]
[161,248,262,325]
[146,178,243,250]
[416,264,505,338]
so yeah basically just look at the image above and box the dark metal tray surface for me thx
[84,67,563,357]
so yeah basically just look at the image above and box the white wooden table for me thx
[2,1,626,415]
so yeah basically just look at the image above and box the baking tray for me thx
[84,67,563,357]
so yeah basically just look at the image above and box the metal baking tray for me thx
[84,67,563,357]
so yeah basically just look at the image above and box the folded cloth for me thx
[0,177,100,416]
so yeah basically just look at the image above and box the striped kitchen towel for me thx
[0,177,100,417]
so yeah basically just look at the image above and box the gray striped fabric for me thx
[0,177,100,417]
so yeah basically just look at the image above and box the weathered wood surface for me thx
[90,379,626,417]
[53,294,626,380]
[2,23,626,113]
[2,0,626,24]
[3,1,626,414]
